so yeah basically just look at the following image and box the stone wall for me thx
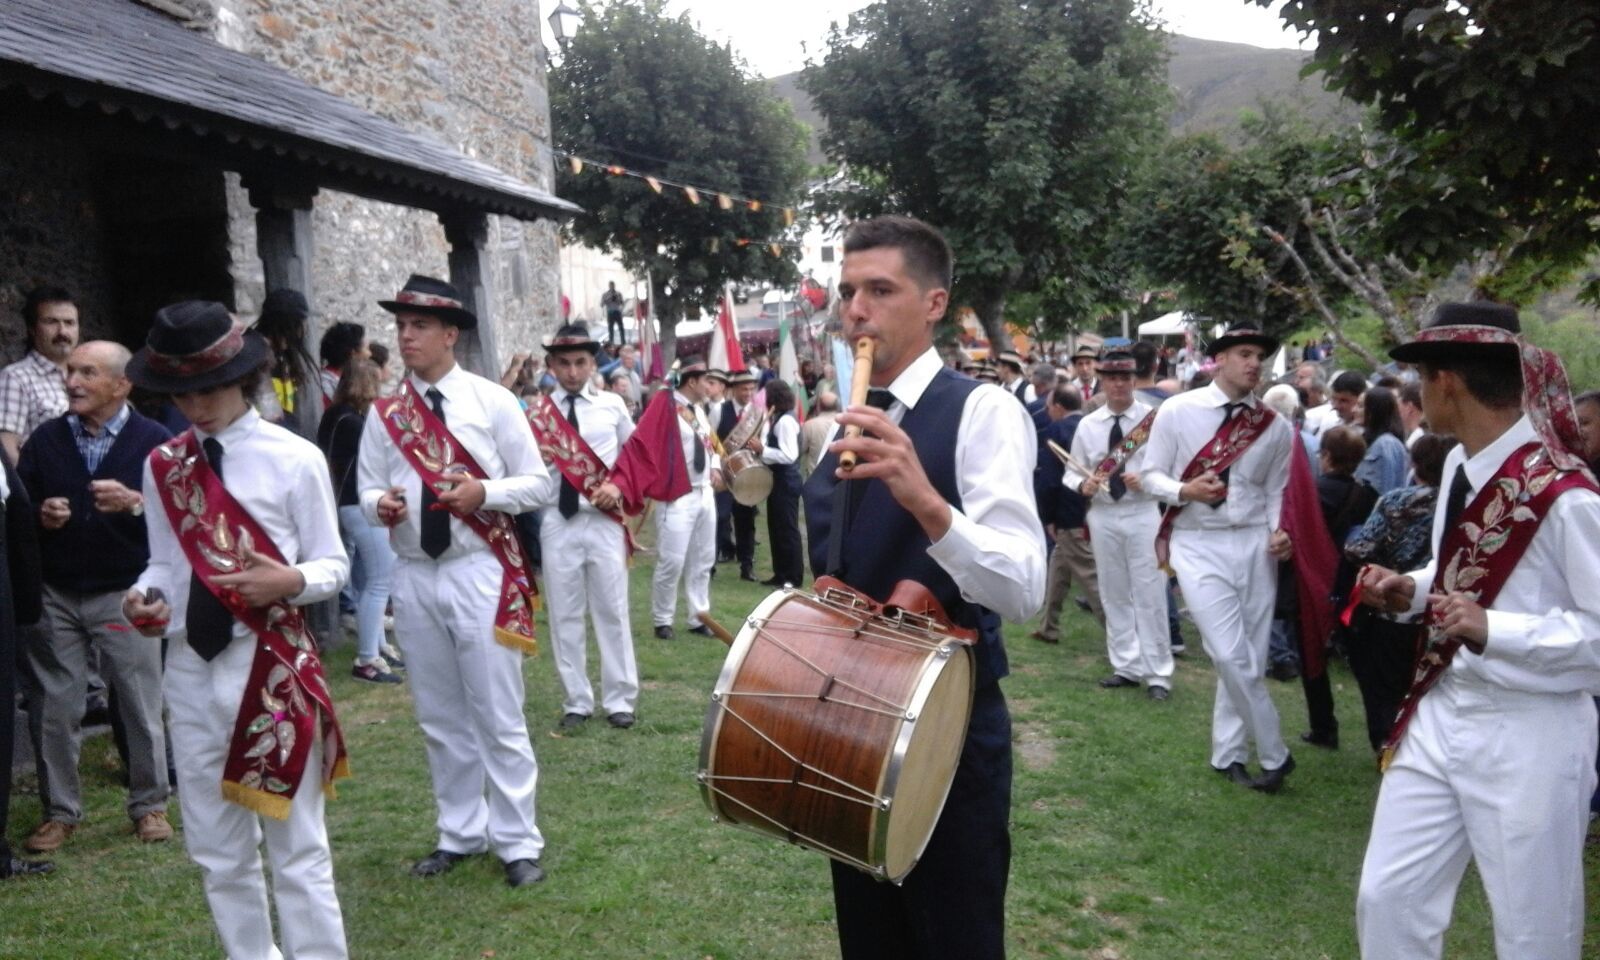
[208,0,562,365]
[0,133,117,362]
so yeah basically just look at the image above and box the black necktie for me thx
[1108,414,1127,501]
[1441,464,1471,538]
[187,438,234,661]
[825,388,896,577]
[420,388,450,558]
[689,406,706,473]
[559,394,581,519]
[1210,402,1244,509]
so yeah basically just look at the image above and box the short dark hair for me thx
[1049,386,1082,412]
[367,342,389,367]
[22,286,74,328]
[1320,425,1367,476]
[1418,354,1522,410]
[1331,371,1367,396]
[319,322,366,369]
[1399,380,1422,409]
[842,215,953,291]
[1409,433,1459,488]
[1130,340,1158,378]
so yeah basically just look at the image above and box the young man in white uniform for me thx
[650,356,720,639]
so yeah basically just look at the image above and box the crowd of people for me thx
[0,212,1596,960]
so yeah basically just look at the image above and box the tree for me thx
[549,0,811,358]
[1265,0,1600,301]
[801,0,1171,349]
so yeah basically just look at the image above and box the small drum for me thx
[723,449,773,506]
[698,579,974,882]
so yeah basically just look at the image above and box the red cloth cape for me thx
[610,389,692,513]
[1281,432,1339,678]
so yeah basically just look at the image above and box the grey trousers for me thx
[1036,526,1106,639]
[26,585,168,823]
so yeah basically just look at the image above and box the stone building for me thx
[0,0,573,386]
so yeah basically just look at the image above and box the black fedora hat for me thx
[377,274,477,330]
[1206,324,1280,357]
[127,300,272,394]
[542,322,603,355]
[1389,302,1521,364]
[676,355,709,381]
[260,288,308,320]
[1096,349,1136,374]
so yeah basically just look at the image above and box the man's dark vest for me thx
[716,401,739,441]
[802,366,1006,686]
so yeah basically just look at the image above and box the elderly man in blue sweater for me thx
[17,341,172,853]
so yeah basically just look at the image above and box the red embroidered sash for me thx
[1379,443,1596,770]
[1092,407,1158,478]
[150,431,349,820]
[523,393,636,552]
[376,381,539,655]
[1153,402,1276,568]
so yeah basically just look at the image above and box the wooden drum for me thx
[698,578,975,883]
[723,448,773,506]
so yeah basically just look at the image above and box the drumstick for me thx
[1047,439,1097,478]
[838,337,876,473]
[696,610,736,646]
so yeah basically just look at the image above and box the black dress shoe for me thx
[558,713,589,731]
[0,856,54,879]
[1147,686,1171,702]
[607,712,635,729]
[760,577,785,587]
[653,625,674,640]
[687,624,713,637]
[1214,762,1254,787]
[411,849,470,877]
[1097,675,1140,689]
[739,572,759,583]
[1252,754,1297,794]
[504,858,545,887]
[1300,731,1339,750]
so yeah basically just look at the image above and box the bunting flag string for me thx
[560,151,798,228]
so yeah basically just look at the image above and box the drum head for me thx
[878,644,972,881]
[731,463,773,506]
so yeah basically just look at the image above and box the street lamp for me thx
[547,2,582,51]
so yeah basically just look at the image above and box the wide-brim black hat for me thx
[1206,324,1280,358]
[1390,302,1521,364]
[128,300,272,394]
[1096,350,1136,374]
[378,274,477,330]
[677,355,708,380]
[542,322,603,355]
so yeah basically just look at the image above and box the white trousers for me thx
[541,509,638,716]
[165,635,347,960]
[1170,525,1287,769]
[1087,503,1172,688]
[651,484,715,627]
[392,551,543,862]
[1357,677,1597,960]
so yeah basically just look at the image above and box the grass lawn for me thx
[6,529,1598,958]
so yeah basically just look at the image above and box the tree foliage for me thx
[549,0,811,353]
[1265,0,1600,301]
[801,0,1171,347]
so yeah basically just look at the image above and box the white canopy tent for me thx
[1137,311,1192,337]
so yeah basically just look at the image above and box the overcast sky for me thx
[545,1,1307,78]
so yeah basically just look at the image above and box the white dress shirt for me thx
[1065,399,1155,506]
[1140,382,1292,532]
[542,385,635,513]
[1304,403,1343,437]
[358,363,555,561]
[1401,416,1600,695]
[821,347,1045,623]
[135,408,349,639]
[673,391,719,487]
[761,413,799,466]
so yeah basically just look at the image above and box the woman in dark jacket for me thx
[758,380,805,587]
[1,457,46,878]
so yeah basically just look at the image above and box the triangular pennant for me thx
[747,200,762,212]
[782,208,795,227]
[708,238,720,253]
[717,193,733,210]
[607,165,626,176]
[644,176,662,193]
[684,186,701,205]
[769,243,782,257]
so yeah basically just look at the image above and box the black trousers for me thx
[765,465,804,585]
[605,311,625,344]
[732,501,757,575]
[1300,668,1338,741]
[1,621,15,864]
[832,681,1011,960]
[715,490,734,559]
[1345,610,1418,752]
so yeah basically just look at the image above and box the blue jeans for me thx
[339,505,395,662]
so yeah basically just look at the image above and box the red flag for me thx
[1281,432,1339,678]
[709,288,747,373]
[609,389,691,513]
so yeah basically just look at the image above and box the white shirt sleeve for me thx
[131,458,176,617]
[925,385,1047,623]
[1139,403,1186,504]
[285,446,349,606]
[479,387,557,514]
[762,415,800,465]
[357,405,391,527]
